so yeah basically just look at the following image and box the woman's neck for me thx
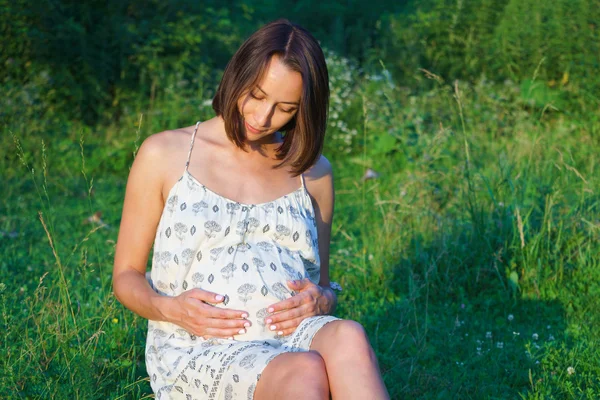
[213,115,284,155]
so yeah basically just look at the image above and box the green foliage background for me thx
[1,0,599,398]
[380,0,600,111]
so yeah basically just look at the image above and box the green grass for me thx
[1,52,599,399]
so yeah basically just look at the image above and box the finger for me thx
[194,320,248,338]
[268,316,306,334]
[203,326,249,338]
[265,303,310,325]
[286,278,311,290]
[203,316,252,330]
[278,327,298,337]
[267,294,305,313]
[193,299,249,319]
[187,287,226,304]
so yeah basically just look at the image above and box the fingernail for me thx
[244,322,250,327]
[277,331,283,335]
[268,307,274,313]
[270,325,276,331]
[238,329,246,334]
[215,295,224,301]
[241,313,249,318]
[266,318,272,324]
[228,337,234,340]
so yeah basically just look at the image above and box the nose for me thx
[253,102,273,127]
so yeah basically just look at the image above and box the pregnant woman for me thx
[112,19,389,400]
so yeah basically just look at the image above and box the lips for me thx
[245,121,265,134]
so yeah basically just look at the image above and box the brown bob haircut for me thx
[212,19,329,175]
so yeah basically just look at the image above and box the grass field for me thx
[1,52,599,399]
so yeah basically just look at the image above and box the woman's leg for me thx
[309,320,390,400]
[253,351,330,400]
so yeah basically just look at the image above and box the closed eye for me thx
[250,91,296,113]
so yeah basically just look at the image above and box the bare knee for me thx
[324,320,375,359]
[295,351,329,381]
[254,351,329,399]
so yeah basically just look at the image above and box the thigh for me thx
[284,315,341,350]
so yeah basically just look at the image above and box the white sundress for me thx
[146,121,341,399]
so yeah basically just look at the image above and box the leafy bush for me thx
[1,0,407,128]
[0,0,248,126]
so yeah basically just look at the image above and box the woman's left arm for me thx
[309,155,337,314]
[264,156,337,336]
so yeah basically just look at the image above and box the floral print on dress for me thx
[146,121,339,400]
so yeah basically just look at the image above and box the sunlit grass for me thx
[1,51,599,398]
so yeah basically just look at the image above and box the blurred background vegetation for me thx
[2,0,598,128]
[1,0,599,398]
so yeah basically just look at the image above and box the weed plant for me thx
[1,50,599,399]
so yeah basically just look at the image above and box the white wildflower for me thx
[567,367,575,375]
[361,168,379,181]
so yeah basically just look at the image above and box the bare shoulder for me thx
[130,126,196,197]
[304,155,334,203]
[304,155,333,182]
[133,126,198,174]
[137,127,192,161]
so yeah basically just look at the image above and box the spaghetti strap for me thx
[300,173,306,189]
[185,121,201,172]
[146,120,334,400]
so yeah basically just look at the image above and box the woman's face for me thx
[237,55,303,142]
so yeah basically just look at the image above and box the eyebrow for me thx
[256,85,300,105]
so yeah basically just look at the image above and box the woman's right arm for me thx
[112,133,250,338]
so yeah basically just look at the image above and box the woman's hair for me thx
[212,19,329,175]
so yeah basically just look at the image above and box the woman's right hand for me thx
[165,288,251,339]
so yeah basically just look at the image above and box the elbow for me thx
[111,267,150,307]
[111,273,122,304]
[111,269,127,305]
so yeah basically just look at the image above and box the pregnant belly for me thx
[204,266,304,341]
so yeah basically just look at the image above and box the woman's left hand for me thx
[264,278,336,336]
